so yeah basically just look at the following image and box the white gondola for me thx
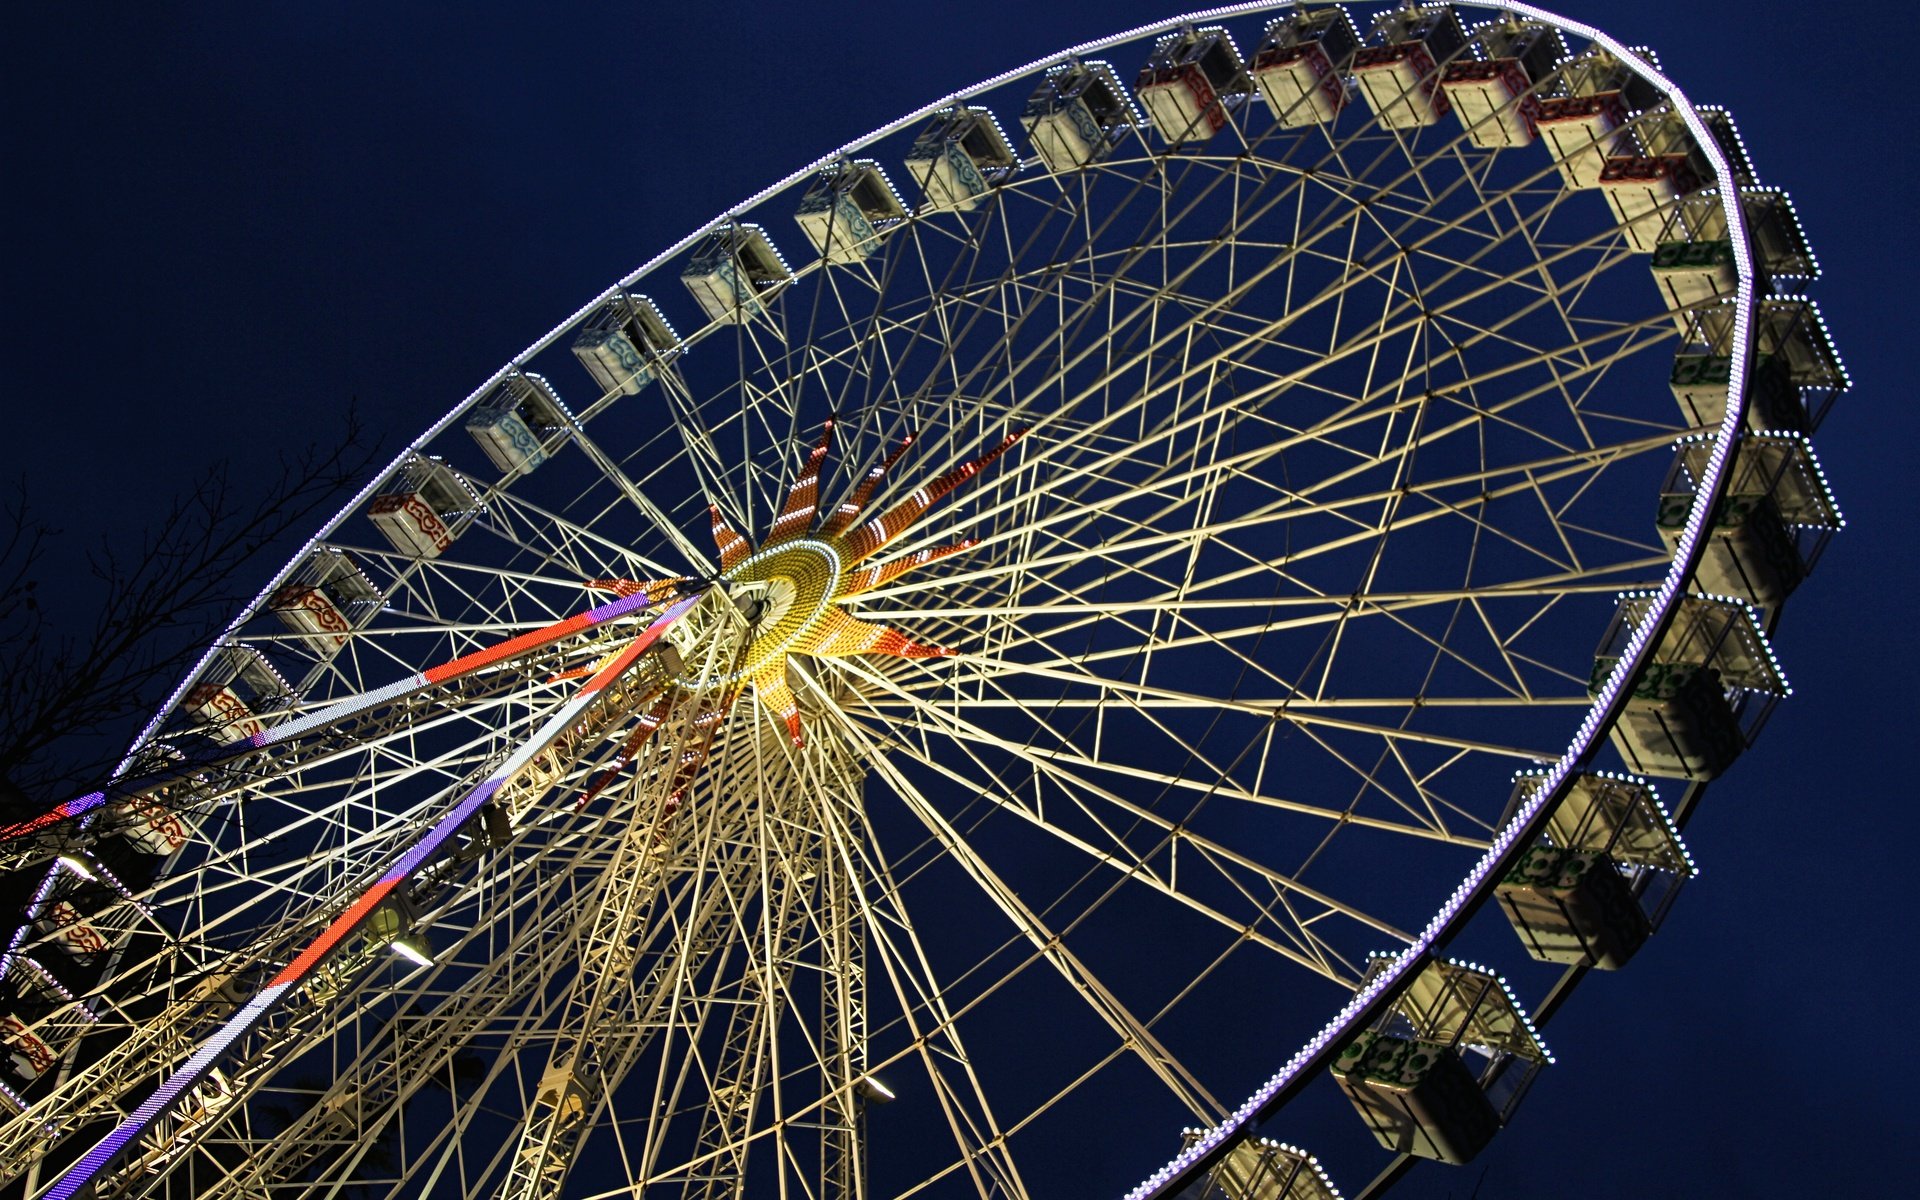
[1598,152,1705,251]
[1133,27,1249,144]
[368,454,482,560]
[1534,46,1657,187]
[1,1016,56,1088]
[794,159,908,264]
[680,223,792,324]
[1657,433,1843,609]
[903,106,1018,213]
[1668,353,1802,433]
[1,960,90,1089]
[1333,956,1548,1165]
[1350,4,1466,129]
[1438,19,1563,148]
[1738,189,1819,282]
[1598,105,1750,251]
[571,292,679,399]
[465,370,574,475]
[34,894,125,965]
[1650,235,1736,328]
[33,860,135,966]
[269,547,383,659]
[1499,846,1637,958]
[95,742,204,858]
[1671,296,1846,431]
[1496,772,1693,969]
[1591,593,1788,780]
[1692,107,1758,187]
[1650,188,1818,328]
[104,786,200,858]
[1174,1128,1344,1200]
[1739,297,1846,400]
[1020,60,1135,173]
[1251,6,1359,127]
[181,645,292,743]
[1558,42,1661,107]
[1534,91,1626,188]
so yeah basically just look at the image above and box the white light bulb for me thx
[390,937,433,968]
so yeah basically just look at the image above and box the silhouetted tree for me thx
[0,411,375,813]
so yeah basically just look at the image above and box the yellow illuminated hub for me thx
[695,420,1023,744]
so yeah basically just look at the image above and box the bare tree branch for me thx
[0,408,378,808]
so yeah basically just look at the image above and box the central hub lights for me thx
[687,420,1025,744]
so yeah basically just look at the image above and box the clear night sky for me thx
[8,2,1911,1196]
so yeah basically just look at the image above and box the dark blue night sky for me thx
[8,2,1911,1196]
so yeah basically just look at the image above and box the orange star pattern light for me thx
[705,420,1022,744]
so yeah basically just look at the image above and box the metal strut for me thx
[0,590,680,1180]
[498,592,755,1200]
[0,591,687,1182]
[36,595,700,1200]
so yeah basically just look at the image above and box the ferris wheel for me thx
[0,3,1846,1198]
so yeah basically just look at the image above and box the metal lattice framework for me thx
[0,4,1842,1199]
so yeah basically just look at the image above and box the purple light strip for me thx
[18,0,1764,1190]
[1,575,662,1041]
[45,988,287,1200]
[42,596,696,1199]
[1125,3,1762,1196]
[0,588,660,852]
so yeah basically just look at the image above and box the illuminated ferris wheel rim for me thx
[102,1,1772,1195]
[152,0,1761,723]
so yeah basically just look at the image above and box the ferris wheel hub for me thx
[703,539,843,688]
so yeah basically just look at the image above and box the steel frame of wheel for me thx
[0,4,1816,1199]
[1127,6,1767,1194]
